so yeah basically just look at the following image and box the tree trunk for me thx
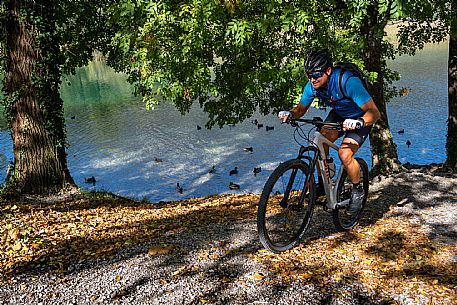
[5,0,75,195]
[361,3,401,176]
[446,2,457,170]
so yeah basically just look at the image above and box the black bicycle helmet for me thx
[304,49,333,73]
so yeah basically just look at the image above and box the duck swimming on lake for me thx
[400,88,410,96]
[85,176,96,185]
[253,167,262,176]
[209,165,216,174]
[229,182,240,190]
[176,183,183,194]
[243,147,253,153]
[229,167,238,175]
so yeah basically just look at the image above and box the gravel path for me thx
[0,167,455,305]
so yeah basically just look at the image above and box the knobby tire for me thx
[332,157,369,231]
[257,159,316,253]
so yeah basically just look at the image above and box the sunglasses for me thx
[307,71,325,79]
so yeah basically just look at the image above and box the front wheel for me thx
[332,157,369,231]
[257,159,316,253]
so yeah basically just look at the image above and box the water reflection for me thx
[0,43,449,202]
[387,42,448,165]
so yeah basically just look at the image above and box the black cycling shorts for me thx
[324,109,371,147]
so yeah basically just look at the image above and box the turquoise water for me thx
[0,43,449,202]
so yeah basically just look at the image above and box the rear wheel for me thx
[332,157,369,231]
[257,159,316,253]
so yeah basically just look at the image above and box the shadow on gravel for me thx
[2,169,456,304]
[2,194,259,277]
[367,170,457,242]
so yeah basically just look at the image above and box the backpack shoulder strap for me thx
[337,68,353,100]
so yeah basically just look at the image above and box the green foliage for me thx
[395,0,450,56]
[104,0,352,127]
[105,0,449,128]
[0,0,112,129]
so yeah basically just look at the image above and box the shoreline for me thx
[8,162,455,206]
[385,20,450,45]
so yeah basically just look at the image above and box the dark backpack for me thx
[333,62,372,100]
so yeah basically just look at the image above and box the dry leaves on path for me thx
[1,174,456,305]
[255,214,456,304]
[0,193,257,280]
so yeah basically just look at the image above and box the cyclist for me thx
[278,49,381,215]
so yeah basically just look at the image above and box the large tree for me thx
[349,1,403,175]
[447,0,457,169]
[0,0,110,195]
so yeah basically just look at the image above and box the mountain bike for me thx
[257,117,369,253]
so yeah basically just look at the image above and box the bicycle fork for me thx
[279,168,298,208]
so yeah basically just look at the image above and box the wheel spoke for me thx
[332,158,369,231]
[258,159,316,253]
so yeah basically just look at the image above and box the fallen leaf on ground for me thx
[148,245,174,256]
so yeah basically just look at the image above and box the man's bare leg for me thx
[338,138,360,183]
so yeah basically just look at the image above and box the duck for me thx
[400,88,410,96]
[253,167,262,176]
[229,182,240,190]
[243,147,253,153]
[197,125,202,130]
[176,183,183,194]
[406,140,411,148]
[252,119,258,125]
[398,129,405,134]
[85,176,96,184]
[257,124,264,129]
[265,126,274,131]
[229,167,238,175]
[209,165,216,174]
[154,157,163,162]
[70,116,76,120]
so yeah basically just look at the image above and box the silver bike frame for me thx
[311,131,351,210]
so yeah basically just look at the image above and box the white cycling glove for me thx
[278,111,291,119]
[343,118,364,130]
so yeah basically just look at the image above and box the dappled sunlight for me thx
[256,215,456,303]
[0,193,259,280]
[1,167,455,303]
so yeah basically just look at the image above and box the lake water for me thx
[0,43,449,202]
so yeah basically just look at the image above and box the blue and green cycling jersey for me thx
[299,68,372,119]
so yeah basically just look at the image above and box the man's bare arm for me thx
[290,103,309,119]
[359,99,380,126]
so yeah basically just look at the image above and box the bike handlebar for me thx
[285,116,342,130]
